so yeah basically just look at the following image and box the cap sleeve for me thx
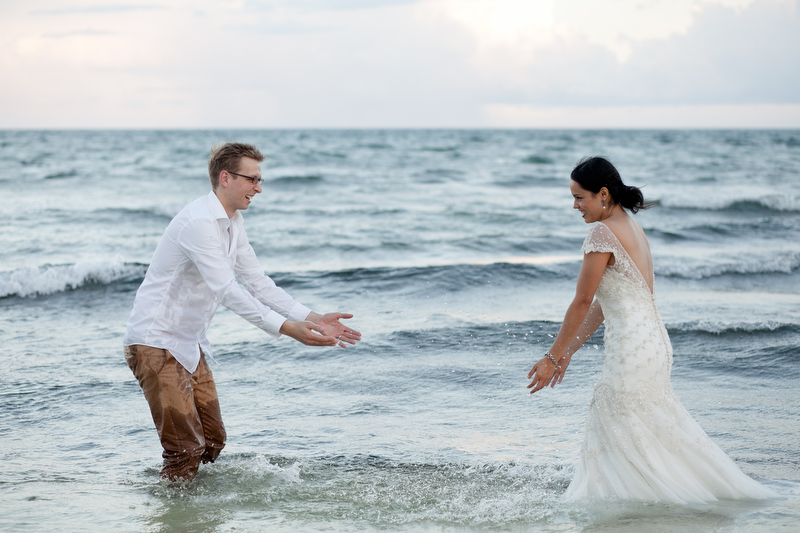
[581,223,618,255]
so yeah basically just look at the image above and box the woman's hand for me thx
[527,357,560,394]
[550,352,572,387]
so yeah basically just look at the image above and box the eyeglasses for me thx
[227,170,263,186]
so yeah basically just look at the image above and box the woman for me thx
[527,157,778,503]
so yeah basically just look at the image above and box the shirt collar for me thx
[207,190,243,225]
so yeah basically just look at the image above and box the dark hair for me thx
[208,142,265,190]
[570,156,649,214]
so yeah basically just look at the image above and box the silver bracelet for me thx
[545,351,561,369]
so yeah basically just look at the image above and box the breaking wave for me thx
[0,261,147,298]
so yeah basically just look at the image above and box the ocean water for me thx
[1,129,799,532]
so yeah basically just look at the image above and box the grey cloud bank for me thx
[1,0,798,128]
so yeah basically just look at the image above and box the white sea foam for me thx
[656,251,800,279]
[658,193,800,212]
[760,194,800,212]
[0,261,145,298]
[667,320,795,334]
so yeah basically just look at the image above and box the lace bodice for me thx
[581,222,652,296]
[581,222,673,397]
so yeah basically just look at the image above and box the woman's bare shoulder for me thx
[603,215,644,248]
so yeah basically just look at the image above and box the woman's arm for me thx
[527,251,610,393]
[547,299,604,387]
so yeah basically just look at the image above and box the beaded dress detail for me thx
[563,222,778,503]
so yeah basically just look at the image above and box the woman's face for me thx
[570,179,605,223]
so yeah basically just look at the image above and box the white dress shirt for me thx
[124,191,311,372]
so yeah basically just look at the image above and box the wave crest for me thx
[659,195,800,213]
[657,251,800,279]
[0,261,146,298]
[667,321,798,335]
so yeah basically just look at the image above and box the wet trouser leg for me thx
[124,345,226,481]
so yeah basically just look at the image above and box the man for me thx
[123,142,360,481]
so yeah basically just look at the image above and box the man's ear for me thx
[218,170,229,188]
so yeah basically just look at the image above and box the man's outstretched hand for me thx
[313,312,361,348]
[281,312,361,348]
[279,320,338,346]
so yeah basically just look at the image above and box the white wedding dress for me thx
[563,222,778,504]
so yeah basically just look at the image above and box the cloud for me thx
[31,4,164,15]
[0,0,798,127]
[425,0,800,105]
[262,0,419,9]
[626,0,800,105]
[42,29,114,38]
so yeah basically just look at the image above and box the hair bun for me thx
[570,157,650,214]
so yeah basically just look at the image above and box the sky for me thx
[1,0,799,128]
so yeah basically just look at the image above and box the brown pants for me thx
[124,345,226,481]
